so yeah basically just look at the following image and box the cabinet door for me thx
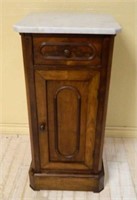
[35,70,100,172]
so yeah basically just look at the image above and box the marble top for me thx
[13,12,121,35]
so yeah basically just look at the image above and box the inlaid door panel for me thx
[35,69,100,171]
[47,80,87,163]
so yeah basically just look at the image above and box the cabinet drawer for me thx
[33,35,103,66]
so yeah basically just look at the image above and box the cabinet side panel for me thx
[21,34,40,172]
[93,36,115,173]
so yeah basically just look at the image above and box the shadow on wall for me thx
[107,33,137,127]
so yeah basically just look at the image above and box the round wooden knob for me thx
[40,123,46,131]
[64,49,71,57]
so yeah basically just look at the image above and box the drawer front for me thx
[33,35,103,66]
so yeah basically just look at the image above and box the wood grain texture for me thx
[21,34,41,172]
[29,166,104,192]
[93,36,115,173]
[33,34,102,66]
[35,70,100,172]
[20,33,115,191]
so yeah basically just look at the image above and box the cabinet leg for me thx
[30,184,40,191]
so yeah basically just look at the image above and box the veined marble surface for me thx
[13,12,121,34]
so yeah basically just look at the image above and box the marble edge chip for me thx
[13,12,122,35]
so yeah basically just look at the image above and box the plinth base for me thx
[29,163,104,192]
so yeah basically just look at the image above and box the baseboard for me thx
[105,126,137,137]
[0,123,29,135]
[0,123,137,137]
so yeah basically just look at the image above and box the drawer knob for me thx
[40,123,46,131]
[64,49,71,57]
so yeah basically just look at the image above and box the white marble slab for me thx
[13,12,121,35]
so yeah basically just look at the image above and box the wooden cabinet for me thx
[21,33,115,192]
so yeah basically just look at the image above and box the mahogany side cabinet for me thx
[14,13,121,192]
